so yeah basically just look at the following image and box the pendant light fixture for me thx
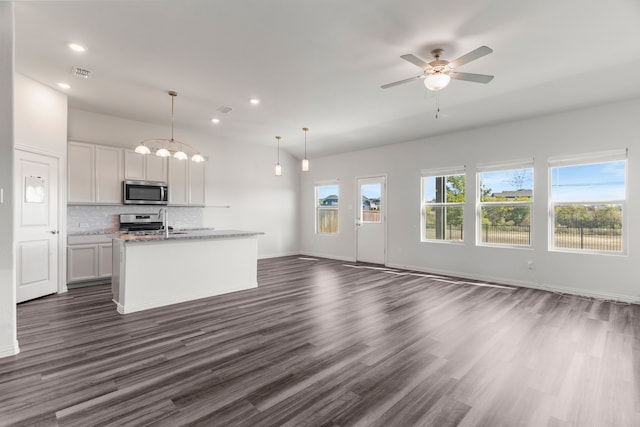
[274,136,282,176]
[301,127,309,172]
[134,91,206,162]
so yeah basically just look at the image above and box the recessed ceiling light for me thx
[211,118,220,124]
[68,43,86,53]
[57,83,70,89]
[249,98,260,105]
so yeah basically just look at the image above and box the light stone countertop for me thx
[112,229,264,243]
[68,227,217,237]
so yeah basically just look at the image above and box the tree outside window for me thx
[550,159,625,253]
[422,172,465,242]
[478,167,533,246]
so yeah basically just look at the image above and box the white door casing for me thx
[356,176,386,264]
[15,149,59,303]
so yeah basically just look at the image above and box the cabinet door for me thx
[189,161,206,206]
[67,245,99,282]
[68,142,95,203]
[168,157,189,205]
[146,155,168,182]
[98,243,113,278]
[124,149,145,180]
[95,146,123,204]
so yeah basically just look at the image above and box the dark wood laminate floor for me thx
[1,256,639,426]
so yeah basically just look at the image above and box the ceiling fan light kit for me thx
[424,73,451,91]
[382,45,494,91]
[135,91,206,162]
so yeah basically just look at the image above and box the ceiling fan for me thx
[381,46,494,91]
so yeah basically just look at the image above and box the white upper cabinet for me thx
[189,160,206,206]
[68,141,122,204]
[68,142,95,203]
[95,145,123,204]
[124,149,168,182]
[168,157,206,206]
[69,143,204,206]
[146,154,168,182]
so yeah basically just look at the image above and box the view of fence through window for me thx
[479,166,533,246]
[361,183,382,223]
[551,159,625,253]
[316,184,339,234]
[422,173,465,241]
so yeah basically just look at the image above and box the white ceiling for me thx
[14,0,640,159]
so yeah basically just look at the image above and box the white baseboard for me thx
[116,282,258,315]
[258,251,301,260]
[0,340,20,359]
[299,251,356,262]
[386,262,639,304]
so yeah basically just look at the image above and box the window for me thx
[316,183,339,234]
[550,153,626,254]
[478,163,533,247]
[421,168,465,242]
[360,182,382,224]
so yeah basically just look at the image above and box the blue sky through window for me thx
[551,160,625,202]
[361,183,380,199]
[480,168,533,195]
[317,184,339,200]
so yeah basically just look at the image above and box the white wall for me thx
[0,2,17,358]
[301,98,640,302]
[14,74,68,154]
[68,109,300,258]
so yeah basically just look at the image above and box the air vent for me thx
[71,66,91,79]
[217,105,233,114]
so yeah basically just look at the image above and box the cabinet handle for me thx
[49,230,59,235]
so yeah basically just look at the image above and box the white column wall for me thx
[68,109,300,258]
[14,74,68,154]
[0,2,17,358]
[300,98,640,302]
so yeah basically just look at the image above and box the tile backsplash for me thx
[68,205,203,234]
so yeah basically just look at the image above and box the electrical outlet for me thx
[527,261,534,270]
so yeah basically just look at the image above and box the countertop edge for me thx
[113,229,264,243]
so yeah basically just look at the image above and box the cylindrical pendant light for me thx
[275,136,282,176]
[301,127,309,172]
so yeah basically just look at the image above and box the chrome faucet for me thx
[158,208,169,238]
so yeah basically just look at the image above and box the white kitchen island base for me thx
[112,230,261,314]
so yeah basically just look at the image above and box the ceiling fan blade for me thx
[449,46,493,68]
[381,75,424,89]
[400,54,430,70]
[450,71,494,84]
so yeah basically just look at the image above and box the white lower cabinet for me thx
[68,234,113,284]
[98,243,113,278]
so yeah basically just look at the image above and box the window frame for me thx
[315,181,340,235]
[476,160,534,249]
[548,150,627,255]
[420,166,466,244]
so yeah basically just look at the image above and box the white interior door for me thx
[356,176,386,264]
[15,149,59,303]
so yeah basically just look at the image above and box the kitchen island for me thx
[111,229,263,314]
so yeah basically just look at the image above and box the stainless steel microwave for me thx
[122,180,168,205]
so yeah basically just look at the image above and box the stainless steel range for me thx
[118,213,170,235]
